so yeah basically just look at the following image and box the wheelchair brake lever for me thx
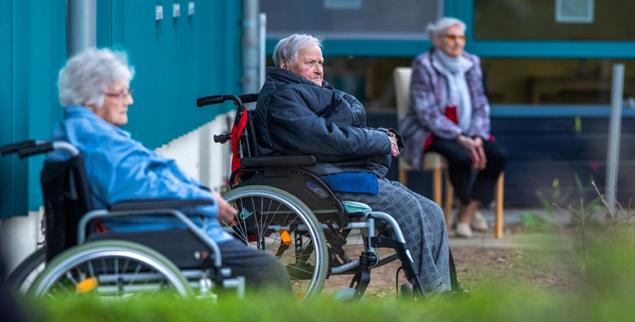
[213,133,231,143]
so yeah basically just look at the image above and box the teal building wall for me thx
[0,0,243,219]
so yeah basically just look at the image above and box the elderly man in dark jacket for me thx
[254,34,451,295]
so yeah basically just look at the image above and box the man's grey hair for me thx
[272,34,322,68]
[426,17,466,39]
[58,48,135,108]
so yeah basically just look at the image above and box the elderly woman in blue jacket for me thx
[254,34,452,295]
[52,48,290,290]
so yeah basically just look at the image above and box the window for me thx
[320,57,635,109]
[481,59,635,104]
[474,0,635,40]
[261,0,441,39]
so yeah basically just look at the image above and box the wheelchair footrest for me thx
[349,250,376,299]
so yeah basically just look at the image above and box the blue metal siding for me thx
[0,0,16,219]
[0,0,67,218]
[1,0,243,218]
[97,0,242,148]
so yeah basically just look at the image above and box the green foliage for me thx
[17,231,633,322]
[520,211,556,231]
[23,278,631,322]
[16,175,635,322]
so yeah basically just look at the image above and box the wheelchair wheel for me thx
[28,240,192,298]
[223,185,328,300]
[7,247,46,294]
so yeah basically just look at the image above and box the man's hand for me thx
[387,132,400,157]
[213,193,238,225]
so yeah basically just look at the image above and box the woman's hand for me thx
[213,192,238,225]
[387,132,400,157]
[472,137,487,170]
[456,135,486,170]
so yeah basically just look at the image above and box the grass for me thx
[16,228,633,322]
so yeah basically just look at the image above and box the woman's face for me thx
[94,80,134,126]
[434,24,466,57]
[285,45,324,86]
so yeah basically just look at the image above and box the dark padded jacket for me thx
[254,68,392,177]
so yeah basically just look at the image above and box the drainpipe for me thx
[605,64,624,217]
[258,13,267,89]
[242,0,259,93]
[68,0,97,56]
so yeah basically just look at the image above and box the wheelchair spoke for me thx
[65,271,79,287]
[121,259,130,276]
[88,261,96,279]
[287,263,316,276]
[225,198,249,244]
[264,200,283,233]
[223,186,329,301]
[46,292,58,302]
[127,262,144,289]
[101,258,108,276]
[255,196,265,249]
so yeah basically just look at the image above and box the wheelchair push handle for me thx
[0,140,38,156]
[196,93,258,108]
[1,140,80,159]
[18,142,54,158]
[196,95,226,107]
[213,133,231,144]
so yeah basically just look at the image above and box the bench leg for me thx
[399,167,408,186]
[444,173,453,228]
[433,167,442,206]
[495,173,505,239]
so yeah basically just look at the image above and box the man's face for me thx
[95,81,134,126]
[287,45,324,86]
[434,24,466,57]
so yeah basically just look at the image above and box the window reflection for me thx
[320,57,635,109]
[481,59,635,104]
[474,0,635,40]
[261,0,440,39]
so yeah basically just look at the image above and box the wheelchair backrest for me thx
[198,93,349,225]
[41,155,94,261]
[230,105,259,171]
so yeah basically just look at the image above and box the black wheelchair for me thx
[196,93,462,300]
[1,140,245,299]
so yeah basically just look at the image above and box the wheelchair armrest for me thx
[109,198,213,211]
[241,155,317,168]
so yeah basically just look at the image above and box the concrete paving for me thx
[448,207,575,250]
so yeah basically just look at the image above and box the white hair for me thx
[272,34,322,68]
[58,48,135,108]
[426,17,466,40]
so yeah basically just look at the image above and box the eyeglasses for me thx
[104,89,133,99]
[444,34,466,41]
[302,60,323,69]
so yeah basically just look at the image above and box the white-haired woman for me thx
[52,48,291,291]
[254,34,454,295]
[400,17,507,238]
